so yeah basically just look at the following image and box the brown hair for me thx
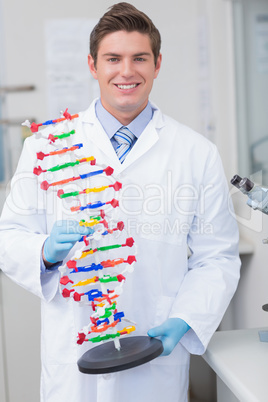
[90,2,161,66]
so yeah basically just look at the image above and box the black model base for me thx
[77,336,163,374]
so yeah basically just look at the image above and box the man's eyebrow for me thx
[133,52,152,57]
[102,53,121,57]
[101,52,152,57]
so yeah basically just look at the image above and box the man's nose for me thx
[120,59,134,77]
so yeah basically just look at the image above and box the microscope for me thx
[231,175,268,216]
[231,174,268,341]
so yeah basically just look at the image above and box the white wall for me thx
[0,1,238,401]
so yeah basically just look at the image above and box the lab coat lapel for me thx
[79,102,122,169]
[122,120,159,169]
[87,120,120,167]
[78,100,164,171]
[122,104,165,169]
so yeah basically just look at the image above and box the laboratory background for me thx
[0,0,268,401]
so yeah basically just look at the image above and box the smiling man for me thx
[0,2,241,402]
[88,30,161,124]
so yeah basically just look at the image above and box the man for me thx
[0,3,240,401]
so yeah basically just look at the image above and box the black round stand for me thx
[77,336,163,374]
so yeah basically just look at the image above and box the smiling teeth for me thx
[117,84,137,89]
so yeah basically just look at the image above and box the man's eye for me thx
[135,58,145,62]
[109,58,119,62]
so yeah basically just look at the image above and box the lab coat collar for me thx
[79,99,165,172]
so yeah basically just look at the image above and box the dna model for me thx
[24,108,162,374]
[26,109,136,344]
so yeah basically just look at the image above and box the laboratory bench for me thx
[203,327,268,402]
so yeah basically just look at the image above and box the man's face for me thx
[88,30,162,124]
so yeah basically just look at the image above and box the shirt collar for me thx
[95,98,154,139]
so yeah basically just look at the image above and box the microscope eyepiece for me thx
[231,175,254,193]
[239,177,254,192]
[230,175,243,188]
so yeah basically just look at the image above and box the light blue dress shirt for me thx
[95,98,154,150]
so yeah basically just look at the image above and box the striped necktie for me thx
[114,126,135,163]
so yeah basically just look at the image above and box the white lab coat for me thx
[0,100,240,402]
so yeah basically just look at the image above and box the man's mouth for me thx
[115,84,139,89]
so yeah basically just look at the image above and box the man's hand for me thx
[43,220,93,265]
[148,318,190,356]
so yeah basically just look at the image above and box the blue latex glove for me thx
[43,220,94,265]
[148,318,190,356]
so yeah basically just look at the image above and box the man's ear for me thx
[154,53,162,79]
[88,54,98,79]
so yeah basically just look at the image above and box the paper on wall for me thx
[45,19,99,118]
